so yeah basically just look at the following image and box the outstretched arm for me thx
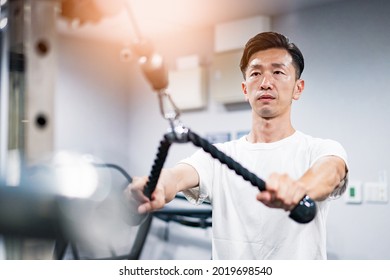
[126,163,199,214]
[257,155,347,211]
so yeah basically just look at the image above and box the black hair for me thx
[239,32,304,79]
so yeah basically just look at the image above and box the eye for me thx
[250,71,261,77]
[274,70,285,75]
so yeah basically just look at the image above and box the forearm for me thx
[298,156,347,201]
[158,163,200,203]
[127,163,199,215]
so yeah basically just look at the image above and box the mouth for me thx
[257,94,276,101]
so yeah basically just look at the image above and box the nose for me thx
[259,73,273,90]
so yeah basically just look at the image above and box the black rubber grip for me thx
[288,195,317,223]
[144,136,171,199]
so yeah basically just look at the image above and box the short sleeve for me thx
[179,148,215,205]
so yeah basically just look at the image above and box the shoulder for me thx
[296,131,345,149]
[208,133,244,148]
[296,131,348,164]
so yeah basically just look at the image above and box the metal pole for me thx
[0,0,10,182]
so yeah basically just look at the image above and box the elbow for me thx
[321,157,348,200]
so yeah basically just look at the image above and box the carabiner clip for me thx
[157,90,190,143]
[157,90,181,121]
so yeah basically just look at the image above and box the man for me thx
[128,32,348,259]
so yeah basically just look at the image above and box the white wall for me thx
[55,0,390,259]
[55,35,130,170]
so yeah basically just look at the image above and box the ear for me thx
[292,79,305,100]
[242,81,249,101]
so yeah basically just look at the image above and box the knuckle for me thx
[280,173,289,180]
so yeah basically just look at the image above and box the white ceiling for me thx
[57,0,348,43]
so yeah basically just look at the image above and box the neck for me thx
[247,113,295,143]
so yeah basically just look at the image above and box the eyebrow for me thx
[248,63,288,70]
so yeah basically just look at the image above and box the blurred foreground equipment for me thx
[0,0,127,260]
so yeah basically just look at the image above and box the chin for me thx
[258,109,275,118]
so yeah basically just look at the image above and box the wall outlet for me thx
[365,182,388,203]
[345,181,362,204]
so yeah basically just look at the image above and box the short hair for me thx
[239,32,304,80]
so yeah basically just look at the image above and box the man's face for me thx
[242,48,304,120]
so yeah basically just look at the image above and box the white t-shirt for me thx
[180,131,348,260]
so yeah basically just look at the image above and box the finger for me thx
[129,176,149,202]
[266,173,280,192]
[263,173,294,210]
[276,174,296,210]
[274,174,290,201]
[150,187,166,209]
[256,191,273,204]
[131,188,149,203]
[265,173,288,209]
[137,186,166,214]
[290,181,307,210]
[138,202,153,214]
[132,176,149,187]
